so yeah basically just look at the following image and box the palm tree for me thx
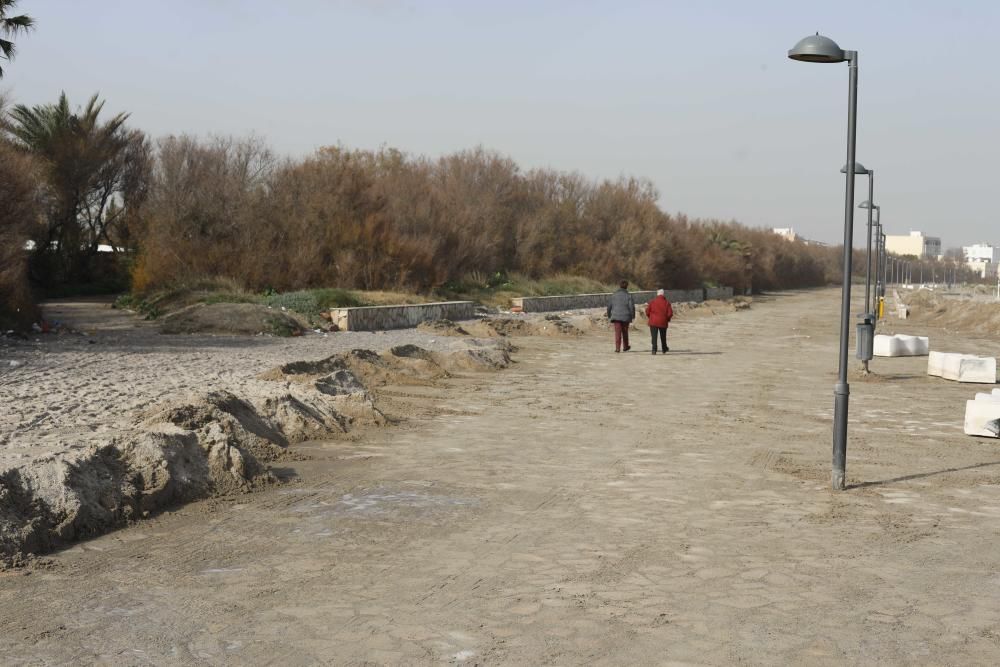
[6,92,139,283]
[0,0,34,78]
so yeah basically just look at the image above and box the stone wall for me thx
[329,301,476,331]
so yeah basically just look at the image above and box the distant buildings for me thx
[963,243,1000,278]
[886,231,941,259]
[771,227,826,246]
[772,227,801,242]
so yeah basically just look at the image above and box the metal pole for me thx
[864,172,874,316]
[832,50,859,491]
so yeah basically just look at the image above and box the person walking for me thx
[606,280,636,352]
[645,288,673,354]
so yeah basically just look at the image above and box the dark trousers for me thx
[613,321,630,351]
[650,326,667,352]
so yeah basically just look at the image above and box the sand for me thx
[0,298,516,566]
[6,288,1000,662]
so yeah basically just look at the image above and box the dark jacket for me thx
[607,288,636,322]
[645,295,673,328]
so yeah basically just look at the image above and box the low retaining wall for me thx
[511,287,732,313]
[329,301,475,331]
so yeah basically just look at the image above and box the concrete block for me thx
[975,392,1000,402]
[928,352,997,383]
[328,301,475,331]
[965,399,1000,437]
[927,351,947,377]
[873,334,929,357]
[943,355,997,383]
[705,287,734,300]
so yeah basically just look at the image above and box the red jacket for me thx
[645,295,673,328]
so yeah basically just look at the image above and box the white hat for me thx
[657,289,664,296]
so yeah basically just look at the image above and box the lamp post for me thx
[858,197,879,314]
[881,231,887,300]
[789,33,859,491]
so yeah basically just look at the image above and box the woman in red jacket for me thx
[645,289,673,354]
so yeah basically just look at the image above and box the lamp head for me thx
[858,200,878,209]
[841,162,868,175]
[788,33,847,63]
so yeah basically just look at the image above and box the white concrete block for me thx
[943,355,997,383]
[928,352,998,383]
[927,351,947,377]
[874,334,929,357]
[975,392,1000,402]
[965,399,1000,437]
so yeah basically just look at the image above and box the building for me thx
[772,227,801,242]
[963,243,1000,278]
[886,231,942,259]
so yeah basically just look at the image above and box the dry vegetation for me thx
[130,139,838,296]
[0,136,39,328]
[4,92,976,328]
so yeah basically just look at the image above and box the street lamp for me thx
[789,33,859,490]
[859,199,880,311]
[844,168,872,315]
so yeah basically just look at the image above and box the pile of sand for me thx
[0,340,511,567]
[418,316,583,338]
[159,303,306,336]
[901,290,1000,335]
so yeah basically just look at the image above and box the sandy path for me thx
[4,289,1000,664]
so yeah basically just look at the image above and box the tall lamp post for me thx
[788,33,859,491]
[859,199,880,311]
[843,167,872,316]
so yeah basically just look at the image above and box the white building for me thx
[963,243,1000,278]
[886,231,942,259]
[772,228,801,242]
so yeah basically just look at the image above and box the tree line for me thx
[1,92,972,328]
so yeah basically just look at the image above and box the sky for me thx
[3,0,998,246]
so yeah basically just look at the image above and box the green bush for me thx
[262,288,369,316]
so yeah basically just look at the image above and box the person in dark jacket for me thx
[644,289,673,354]
[606,280,636,352]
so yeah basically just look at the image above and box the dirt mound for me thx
[670,297,752,320]
[1,340,513,567]
[159,303,305,336]
[468,316,582,338]
[416,319,469,336]
[900,290,1000,335]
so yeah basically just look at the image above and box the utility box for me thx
[856,313,875,361]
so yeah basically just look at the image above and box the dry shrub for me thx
[131,138,843,297]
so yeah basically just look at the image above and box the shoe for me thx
[623,346,631,352]
[651,350,656,355]
[664,346,669,352]
[615,349,620,353]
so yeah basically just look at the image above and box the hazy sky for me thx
[4,0,998,246]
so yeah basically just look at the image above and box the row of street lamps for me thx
[789,34,968,490]
[788,33,859,491]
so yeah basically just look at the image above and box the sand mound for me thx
[900,291,1000,335]
[159,303,305,336]
[417,319,469,336]
[0,424,271,568]
[1,340,512,567]
[466,316,583,338]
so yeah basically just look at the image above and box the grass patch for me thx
[262,288,369,317]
